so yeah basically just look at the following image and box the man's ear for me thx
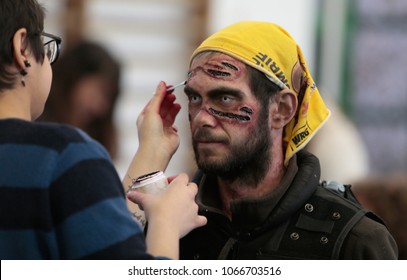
[269,89,298,129]
[12,28,29,70]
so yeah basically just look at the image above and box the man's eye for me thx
[188,95,201,103]
[221,96,233,103]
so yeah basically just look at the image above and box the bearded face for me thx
[193,105,271,185]
[186,52,272,185]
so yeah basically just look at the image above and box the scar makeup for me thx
[240,106,253,115]
[188,55,245,82]
[206,69,231,77]
[208,107,252,122]
[187,54,255,124]
[221,61,239,71]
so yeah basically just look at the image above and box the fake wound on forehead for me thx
[205,61,240,78]
[189,60,242,80]
[207,61,240,77]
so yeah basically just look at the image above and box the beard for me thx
[192,108,271,186]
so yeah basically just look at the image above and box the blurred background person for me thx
[38,41,121,159]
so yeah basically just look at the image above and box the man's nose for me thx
[191,107,218,128]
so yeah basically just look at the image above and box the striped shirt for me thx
[0,119,157,259]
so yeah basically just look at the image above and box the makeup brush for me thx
[166,80,187,92]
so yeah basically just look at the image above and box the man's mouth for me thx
[194,136,227,148]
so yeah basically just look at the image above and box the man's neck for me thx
[217,155,286,219]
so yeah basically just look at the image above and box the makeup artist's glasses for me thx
[41,32,62,65]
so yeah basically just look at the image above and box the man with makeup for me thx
[177,21,398,259]
[128,21,397,259]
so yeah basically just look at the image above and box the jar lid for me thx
[132,171,166,188]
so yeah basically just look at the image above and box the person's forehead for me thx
[190,52,247,70]
[188,52,250,84]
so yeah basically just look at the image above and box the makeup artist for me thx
[0,0,205,260]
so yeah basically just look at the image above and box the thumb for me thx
[127,190,147,206]
[196,215,208,227]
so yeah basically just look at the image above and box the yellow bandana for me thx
[190,21,330,165]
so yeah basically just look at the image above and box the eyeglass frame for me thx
[40,32,62,65]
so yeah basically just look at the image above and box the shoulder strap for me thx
[322,180,385,225]
[278,184,378,259]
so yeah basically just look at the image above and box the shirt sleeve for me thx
[50,132,159,259]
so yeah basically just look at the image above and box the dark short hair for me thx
[248,65,306,140]
[247,66,281,109]
[0,0,46,91]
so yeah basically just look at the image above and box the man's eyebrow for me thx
[207,87,245,99]
[184,85,245,99]
[184,85,199,96]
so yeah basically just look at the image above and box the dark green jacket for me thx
[180,151,398,259]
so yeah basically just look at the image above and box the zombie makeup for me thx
[187,53,246,82]
[186,53,258,124]
[207,107,251,122]
[185,84,257,125]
